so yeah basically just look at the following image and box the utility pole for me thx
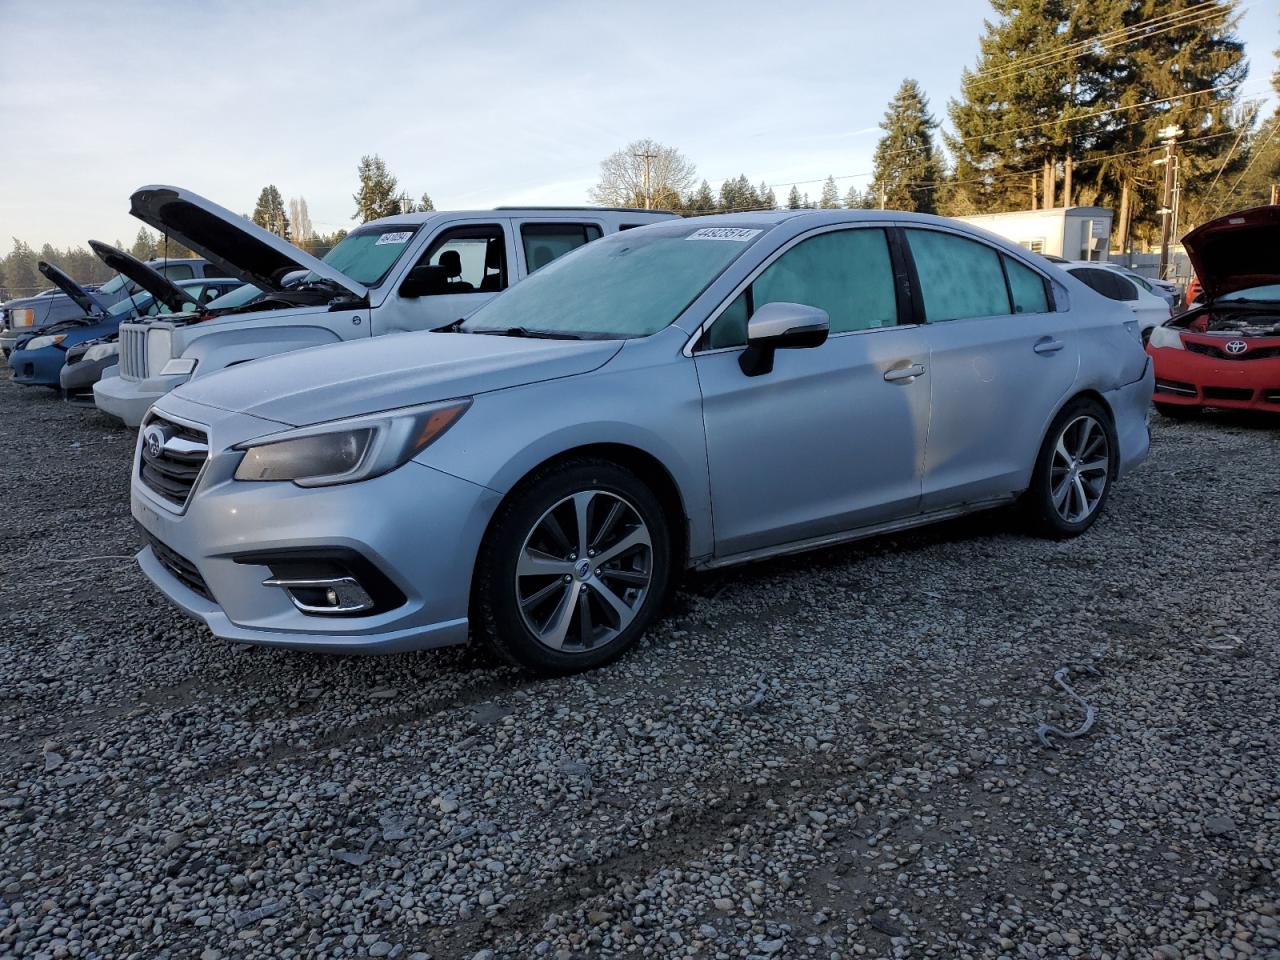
[878,182,886,210]
[633,151,657,209]
[1271,183,1279,206]
[1155,125,1183,282]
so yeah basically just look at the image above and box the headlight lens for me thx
[146,328,173,375]
[12,308,34,327]
[1147,325,1184,350]
[25,334,66,350]
[160,357,197,376]
[234,399,471,487]
[83,342,119,362]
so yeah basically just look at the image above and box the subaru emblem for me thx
[142,425,166,459]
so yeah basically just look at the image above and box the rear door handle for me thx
[884,363,926,383]
[1034,337,1065,355]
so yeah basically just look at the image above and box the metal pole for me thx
[1157,126,1182,281]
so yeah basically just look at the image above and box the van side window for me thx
[1004,256,1050,314]
[704,228,897,350]
[415,225,506,294]
[904,229,1011,322]
[521,223,602,273]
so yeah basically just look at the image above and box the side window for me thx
[1003,256,1050,314]
[521,223,602,273]
[705,228,898,349]
[1111,274,1139,301]
[160,263,194,281]
[414,225,506,295]
[905,230,1011,322]
[1071,267,1135,302]
[200,263,229,279]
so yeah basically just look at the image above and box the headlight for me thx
[146,328,173,375]
[24,334,66,351]
[12,308,34,328]
[1147,325,1184,350]
[83,342,119,362]
[234,399,471,487]
[159,357,197,376]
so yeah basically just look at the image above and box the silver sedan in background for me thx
[131,211,1153,672]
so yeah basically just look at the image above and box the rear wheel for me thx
[1025,398,1116,539]
[473,459,673,673]
[1154,402,1201,421]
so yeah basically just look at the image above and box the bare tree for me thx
[288,197,313,241]
[589,138,696,209]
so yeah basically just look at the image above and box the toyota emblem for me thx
[1225,339,1248,355]
[142,425,166,459]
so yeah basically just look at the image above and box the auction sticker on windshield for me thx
[686,227,762,242]
[375,232,413,245]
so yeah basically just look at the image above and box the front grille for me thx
[1185,340,1280,361]
[1263,389,1280,404]
[138,415,209,508]
[1202,386,1253,402]
[143,530,213,601]
[119,325,147,380]
[1155,378,1197,397]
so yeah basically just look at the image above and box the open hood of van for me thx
[88,240,192,314]
[36,260,109,317]
[128,185,368,300]
[1182,205,1280,301]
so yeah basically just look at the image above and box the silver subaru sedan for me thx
[130,210,1153,672]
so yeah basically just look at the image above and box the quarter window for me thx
[1004,256,1050,314]
[416,225,507,295]
[1070,267,1137,302]
[705,228,898,349]
[521,223,602,273]
[905,229,1011,322]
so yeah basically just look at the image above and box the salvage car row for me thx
[3,191,1278,673]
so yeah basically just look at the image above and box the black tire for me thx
[1154,401,1201,421]
[473,458,673,674]
[1024,397,1118,539]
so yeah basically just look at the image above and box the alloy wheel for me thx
[1049,415,1110,524]
[515,489,654,653]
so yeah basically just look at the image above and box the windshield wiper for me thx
[432,318,466,333]
[470,326,585,340]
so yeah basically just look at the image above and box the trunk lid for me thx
[36,261,110,317]
[1182,204,1280,301]
[89,240,193,314]
[128,185,368,300]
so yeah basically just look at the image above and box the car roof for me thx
[357,208,678,229]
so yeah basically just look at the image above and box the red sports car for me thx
[1147,204,1280,417]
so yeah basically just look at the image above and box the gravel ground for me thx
[0,371,1277,960]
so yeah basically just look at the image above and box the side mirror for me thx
[399,264,451,299]
[739,301,829,376]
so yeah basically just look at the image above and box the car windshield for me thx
[308,224,421,286]
[461,222,767,339]
[204,283,264,310]
[97,273,136,296]
[1219,284,1280,302]
[107,292,155,317]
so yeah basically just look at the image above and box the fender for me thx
[180,324,348,381]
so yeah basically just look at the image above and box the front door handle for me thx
[1034,337,1065,355]
[884,362,926,383]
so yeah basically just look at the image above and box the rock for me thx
[1204,815,1236,836]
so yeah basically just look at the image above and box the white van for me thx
[94,186,675,425]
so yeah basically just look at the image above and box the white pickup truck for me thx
[94,185,676,426]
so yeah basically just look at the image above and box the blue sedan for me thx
[8,278,241,388]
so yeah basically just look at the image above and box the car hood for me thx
[174,332,623,427]
[89,240,191,313]
[36,260,109,317]
[1182,204,1280,300]
[129,185,367,300]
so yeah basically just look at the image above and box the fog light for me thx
[262,575,375,615]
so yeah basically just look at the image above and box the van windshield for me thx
[461,222,766,339]
[311,224,421,286]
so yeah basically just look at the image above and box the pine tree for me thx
[353,155,402,222]
[843,185,861,208]
[818,175,841,208]
[252,186,290,239]
[3,240,38,296]
[786,186,803,210]
[1228,46,1280,211]
[131,228,158,261]
[719,174,759,212]
[418,192,435,212]
[871,79,944,213]
[684,180,717,215]
[758,182,777,209]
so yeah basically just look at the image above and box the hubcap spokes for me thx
[1049,415,1110,524]
[516,490,653,652]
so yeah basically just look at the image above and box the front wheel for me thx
[1024,398,1117,539]
[473,459,673,673]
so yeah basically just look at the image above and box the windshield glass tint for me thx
[1220,283,1280,301]
[107,292,155,317]
[204,283,264,309]
[313,225,420,286]
[98,273,134,295]
[462,223,766,338]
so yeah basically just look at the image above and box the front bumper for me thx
[1103,356,1155,479]
[1149,347,1280,412]
[60,354,116,402]
[131,397,501,653]
[8,346,66,387]
[93,371,189,426]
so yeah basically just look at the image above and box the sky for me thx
[0,0,1275,248]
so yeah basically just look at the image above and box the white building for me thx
[954,206,1113,262]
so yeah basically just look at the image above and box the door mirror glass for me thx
[399,264,452,298]
[740,302,828,376]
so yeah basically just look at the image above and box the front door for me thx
[694,226,931,558]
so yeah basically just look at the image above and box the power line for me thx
[1210,120,1280,216]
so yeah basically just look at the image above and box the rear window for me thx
[1071,267,1136,302]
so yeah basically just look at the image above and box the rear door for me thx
[902,226,1080,509]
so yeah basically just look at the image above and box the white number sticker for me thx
[686,227,762,242]
[375,232,413,245]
